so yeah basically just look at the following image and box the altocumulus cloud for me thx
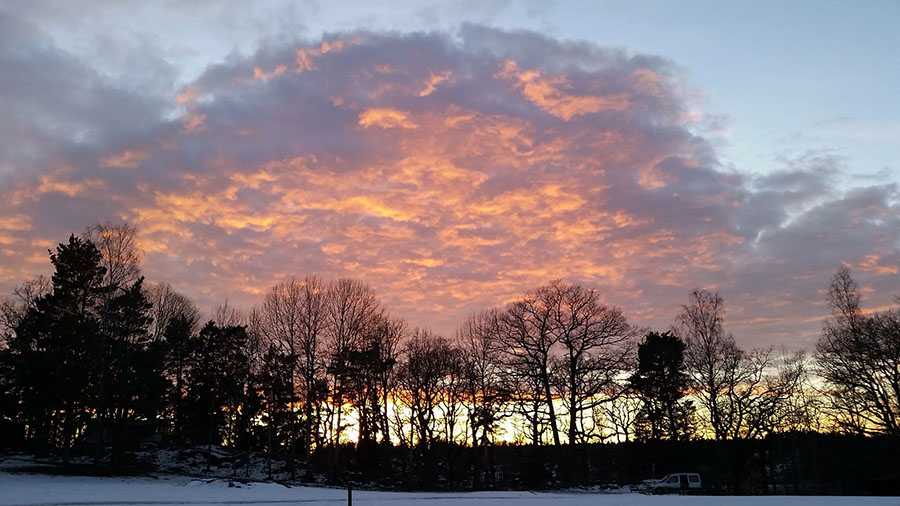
[0,17,897,347]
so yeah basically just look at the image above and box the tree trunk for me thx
[542,371,561,446]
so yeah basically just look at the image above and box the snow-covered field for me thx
[0,473,897,506]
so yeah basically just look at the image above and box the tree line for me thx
[0,223,898,490]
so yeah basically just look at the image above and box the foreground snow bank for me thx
[0,472,896,506]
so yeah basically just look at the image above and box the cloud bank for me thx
[0,13,897,347]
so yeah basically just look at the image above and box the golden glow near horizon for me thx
[300,392,779,447]
[0,29,898,347]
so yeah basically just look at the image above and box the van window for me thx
[667,476,679,483]
[689,475,700,483]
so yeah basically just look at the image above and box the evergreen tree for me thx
[0,343,18,446]
[184,322,256,452]
[162,314,195,443]
[257,343,295,475]
[6,234,166,464]
[630,331,695,440]
[10,235,105,455]
[100,278,166,461]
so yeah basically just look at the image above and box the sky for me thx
[0,0,897,349]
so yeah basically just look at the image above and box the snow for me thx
[0,472,896,506]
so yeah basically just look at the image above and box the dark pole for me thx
[347,483,352,506]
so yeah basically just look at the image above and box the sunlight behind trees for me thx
[0,223,898,490]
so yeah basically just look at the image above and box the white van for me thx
[643,472,702,494]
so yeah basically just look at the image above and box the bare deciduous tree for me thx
[0,276,51,337]
[145,282,199,342]
[213,299,244,328]
[817,267,900,436]
[439,346,467,445]
[324,279,383,447]
[254,276,331,458]
[296,276,329,450]
[395,329,451,450]
[593,394,642,442]
[365,314,404,445]
[677,289,739,440]
[457,310,508,449]
[255,279,308,474]
[678,289,808,440]
[84,222,142,290]
[345,313,402,446]
[550,282,636,445]
[498,281,637,447]
[498,284,563,446]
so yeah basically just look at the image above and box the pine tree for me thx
[10,235,105,456]
[162,314,195,443]
[183,322,256,457]
[631,331,695,440]
[101,278,166,462]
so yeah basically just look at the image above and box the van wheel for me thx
[653,488,664,495]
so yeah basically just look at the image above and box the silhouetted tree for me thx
[293,276,329,452]
[256,343,294,476]
[676,289,735,440]
[324,279,382,454]
[630,331,694,440]
[99,278,167,463]
[498,284,562,446]
[184,321,255,454]
[818,267,900,436]
[394,329,451,485]
[0,277,50,441]
[593,394,641,442]
[677,289,807,441]
[145,282,199,342]
[162,314,194,443]
[345,314,402,449]
[9,235,105,456]
[213,299,244,328]
[458,310,508,487]
[0,276,51,335]
[550,282,636,446]
[84,222,142,293]
[256,279,309,475]
[0,336,16,443]
[372,316,404,446]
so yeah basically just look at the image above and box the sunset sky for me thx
[0,1,897,349]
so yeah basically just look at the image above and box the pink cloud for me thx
[0,26,897,349]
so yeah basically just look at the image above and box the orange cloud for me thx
[253,64,288,80]
[37,174,107,197]
[419,70,451,97]
[100,149,148,168]
[496,59,632,120]
[182,113,207,133]
[296,37,361,75]
[176,85,199,105]
[358,108,418,129]
[2,28,896,350]
[0,214,32,231]
[857,254,899,275]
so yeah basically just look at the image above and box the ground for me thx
[0,472,897,506]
